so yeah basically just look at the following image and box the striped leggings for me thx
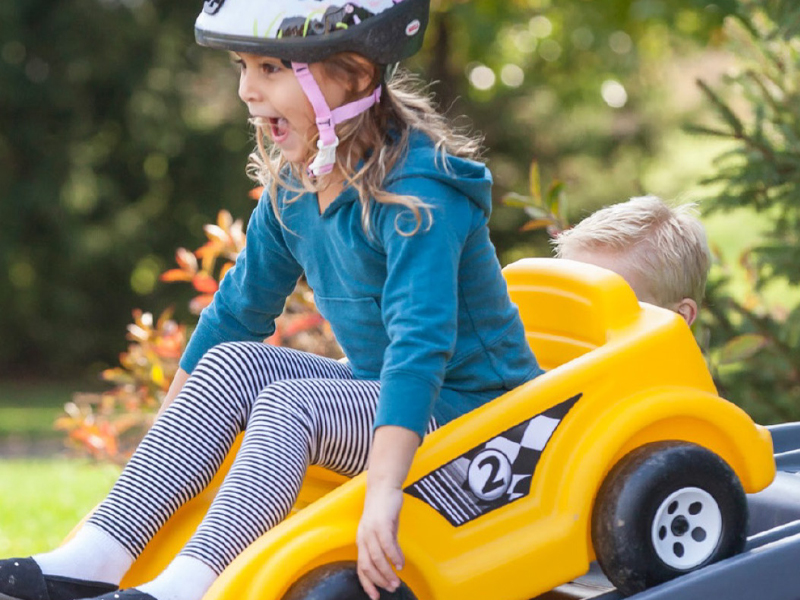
[87,342,435,574]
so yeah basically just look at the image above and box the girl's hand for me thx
[357,482,405,600]
[358,425,421,599]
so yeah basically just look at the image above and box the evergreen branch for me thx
[745,70,785,118]
[729,12,760,40]
[695,78,745,138]
[682,124,737,138]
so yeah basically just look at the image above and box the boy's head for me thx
[553,196,711,326]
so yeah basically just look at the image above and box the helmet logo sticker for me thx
[405,19,421,36]
[203,0,225,15]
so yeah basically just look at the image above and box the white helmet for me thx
[196,0,430,65]
[196,1,430,176]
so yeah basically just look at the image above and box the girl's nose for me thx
[238,69,261,104]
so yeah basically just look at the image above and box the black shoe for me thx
[89,590,156,600]
[0,557,117,600]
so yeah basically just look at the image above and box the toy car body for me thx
[108,258,775,600]
[540,418,800,600]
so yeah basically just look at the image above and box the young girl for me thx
[0,1,542,600]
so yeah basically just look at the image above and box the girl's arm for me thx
[357,175,481,597]
[357,426,420,600]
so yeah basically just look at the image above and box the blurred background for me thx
[1,0,799,553]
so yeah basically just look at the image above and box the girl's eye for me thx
[230,58,281,75]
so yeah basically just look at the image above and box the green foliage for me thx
[503,161,569,236]
[1,0,742,377]
[427,0,738,261]
[694,0,800,423]
[0,0,253,376]
[694,3,800,284]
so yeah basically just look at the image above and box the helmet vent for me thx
[203,0,224,15]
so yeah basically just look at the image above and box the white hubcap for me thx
[651,487,722,570]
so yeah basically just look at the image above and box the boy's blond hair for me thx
[553,196,711,305]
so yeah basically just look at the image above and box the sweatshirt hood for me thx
[384,130,494,219]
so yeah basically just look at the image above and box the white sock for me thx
[138,555,218,600]
[33,523,134,584]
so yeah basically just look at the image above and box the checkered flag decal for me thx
[404,394,581,526]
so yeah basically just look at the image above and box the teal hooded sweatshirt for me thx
[181,131,543,437]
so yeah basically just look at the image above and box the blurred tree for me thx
[0,0,252,376]
[690,0,800,423]
[0,0,739,377]
[423,0,737,261]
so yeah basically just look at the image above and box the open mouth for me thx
[268,117,290,144]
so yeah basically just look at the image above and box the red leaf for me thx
[192,273,219,294]
[282,314,325,337]
[160,269,193,283]
[189,294,215,315]
[520,218,556,232]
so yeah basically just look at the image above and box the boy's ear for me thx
[675,298,698,327]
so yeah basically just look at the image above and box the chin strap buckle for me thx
[308,136,340,177]
[292,61,381,178]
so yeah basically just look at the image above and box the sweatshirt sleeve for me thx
[180,194,303,373]
[373,177,476,438]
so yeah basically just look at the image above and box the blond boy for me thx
[553,196,711,326]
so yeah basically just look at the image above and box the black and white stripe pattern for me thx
[405,394,581,526]
[87,342,434,574]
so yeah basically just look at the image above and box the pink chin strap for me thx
[292,62,382,177]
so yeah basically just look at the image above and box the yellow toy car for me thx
[102,258,775,600]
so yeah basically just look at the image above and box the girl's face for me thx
[234,53,350,165]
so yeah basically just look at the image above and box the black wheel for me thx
[282,561,418,600]
[591,441,748,596]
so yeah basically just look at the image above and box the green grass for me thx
[0,460,120,556]
[0,385,124,555]
[0,406,64,437]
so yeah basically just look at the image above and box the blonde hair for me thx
[553,196,711,305]
[247,54,482,235]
